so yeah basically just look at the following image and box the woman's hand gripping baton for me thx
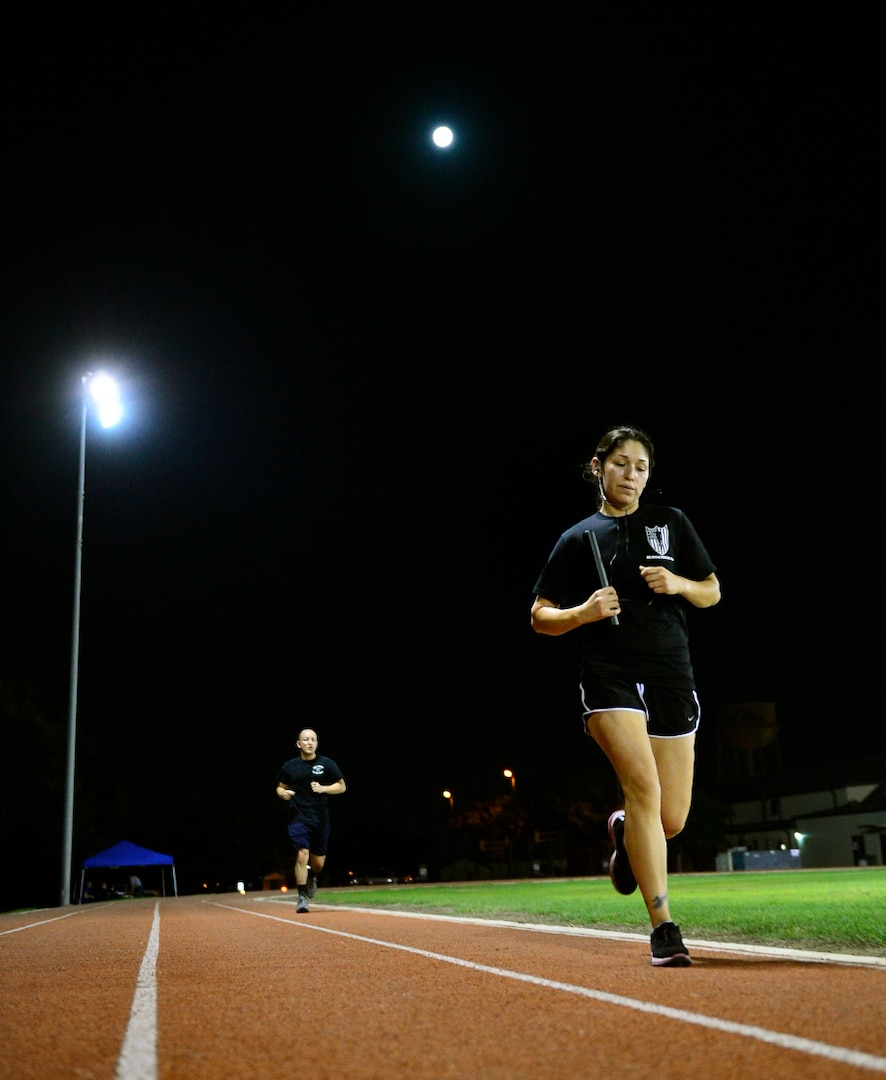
[584,529,619,626]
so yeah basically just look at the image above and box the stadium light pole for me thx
[60,372,123,907]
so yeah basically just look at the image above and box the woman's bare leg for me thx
[586,710,675,926]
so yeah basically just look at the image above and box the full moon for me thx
[432,126,454,148]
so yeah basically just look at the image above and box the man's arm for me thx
[311,778,346,795]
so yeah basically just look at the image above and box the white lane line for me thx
[0,910,85,935]
[114,901,160,1080]
[211,901,886,1075]
[270,903,886,970]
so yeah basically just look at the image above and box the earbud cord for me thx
[596,472,626,517]
[596,471,630,588]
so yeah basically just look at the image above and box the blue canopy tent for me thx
[79,840,177,902]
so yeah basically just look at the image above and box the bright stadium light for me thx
[60,371,124,907]
[432,125,454,148]
[89,371,123,428]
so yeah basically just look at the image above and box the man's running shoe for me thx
[296,895,309,914]
[607,810,637,895]
[305,874,318,899]
[650,921,691,966]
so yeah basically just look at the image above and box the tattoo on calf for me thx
[652,893,668,909]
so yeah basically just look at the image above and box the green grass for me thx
[313,867,886,956]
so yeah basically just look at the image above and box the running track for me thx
[2,893,885,1079]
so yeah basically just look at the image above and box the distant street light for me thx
[442,789,454,811]
[60,371,123,907]
[503,769,515,790]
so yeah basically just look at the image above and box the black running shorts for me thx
[579,669,700,738]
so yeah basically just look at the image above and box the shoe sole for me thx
[651,953,692,967]
[607,811,637,896]
[606,809,624,843]
[607,850,637,895]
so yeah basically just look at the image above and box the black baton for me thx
[584,529,619,625]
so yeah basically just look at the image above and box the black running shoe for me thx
[650,922,691,966]
[607,810,637,895]
[296,895,309,913]
[305,874,318,899]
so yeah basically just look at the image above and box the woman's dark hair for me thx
[582,425,655,507]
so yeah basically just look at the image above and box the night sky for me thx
[1,14,879,902]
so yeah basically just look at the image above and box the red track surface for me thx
[3,893,885,1079]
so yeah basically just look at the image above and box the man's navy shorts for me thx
[288,820,331,856]
[579,669,700,738]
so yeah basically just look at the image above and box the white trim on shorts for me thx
[580,682,700,740]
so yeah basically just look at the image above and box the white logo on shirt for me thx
[645,524,670,556]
